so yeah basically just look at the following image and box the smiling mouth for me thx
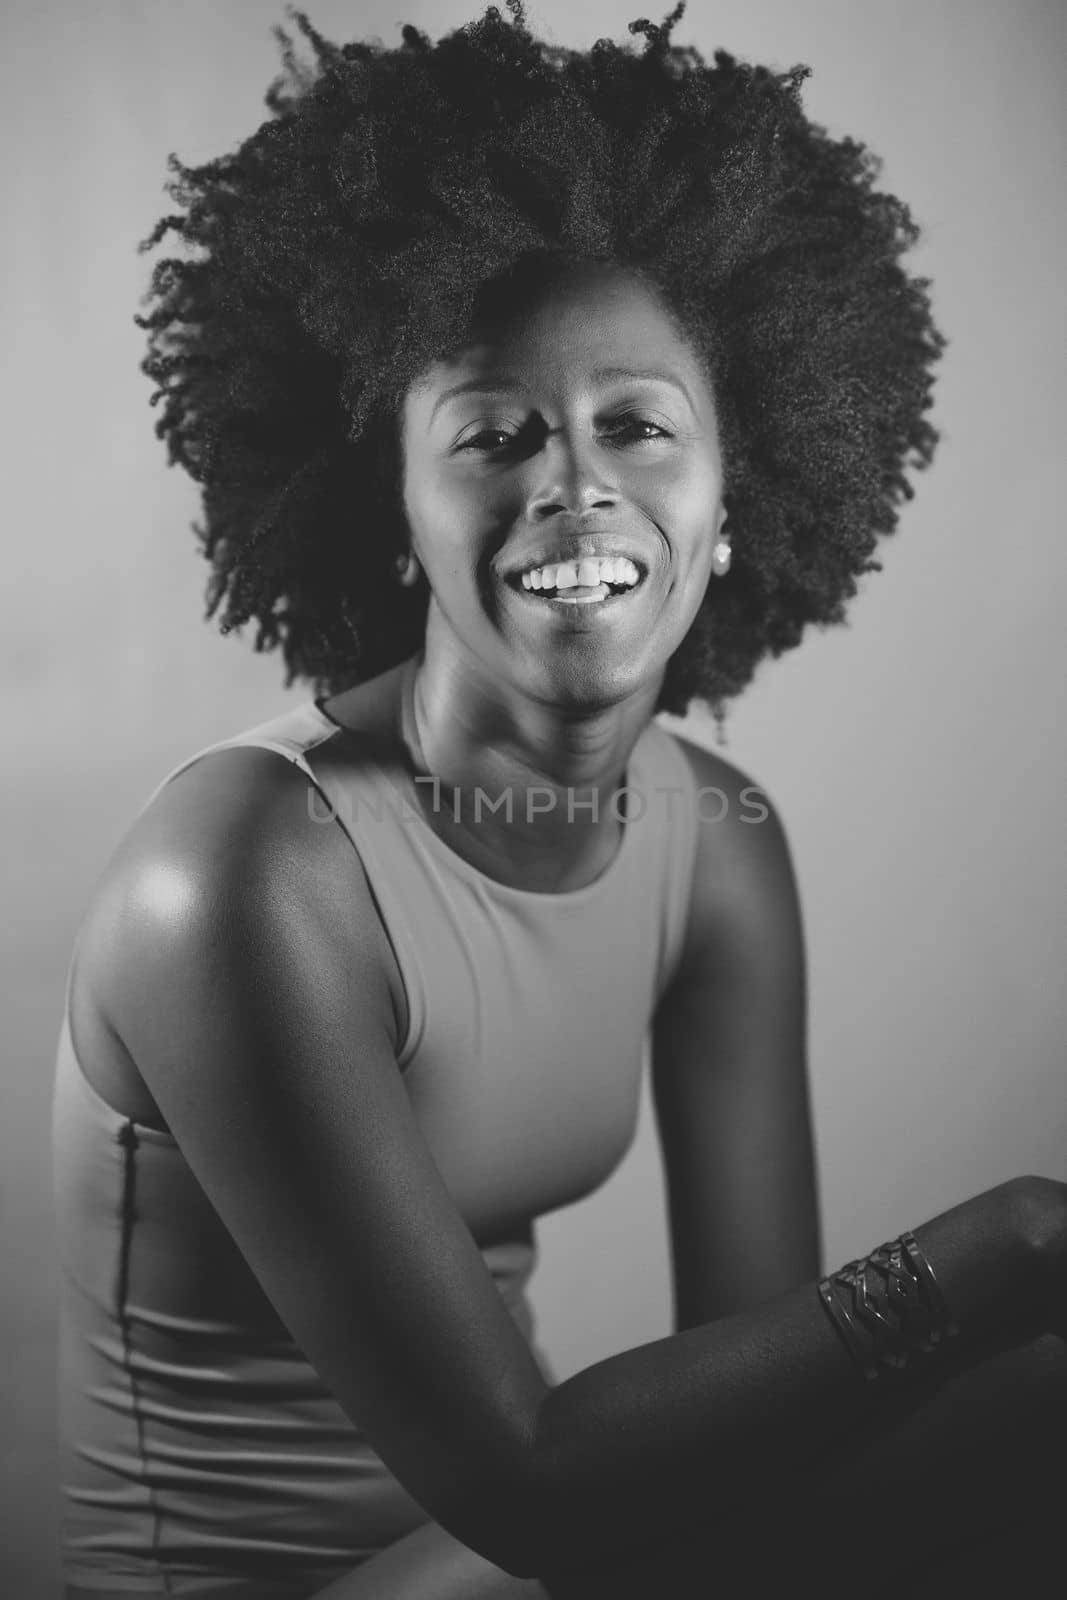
[504,571,649,607]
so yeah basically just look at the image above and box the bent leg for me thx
[540,1332,1066,1599]
[797,1330,1064,1596]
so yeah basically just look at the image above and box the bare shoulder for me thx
[666,728,783,871]
[662,728,800,971]
[85,744,325,948]
[71,745,401,1124]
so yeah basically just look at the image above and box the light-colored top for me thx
[53,654,701,1594]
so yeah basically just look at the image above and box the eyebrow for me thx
[430,366,695,422]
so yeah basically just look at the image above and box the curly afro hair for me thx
[135,0,945,735]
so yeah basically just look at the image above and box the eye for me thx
[455,414,674,454]
[606,413,673,444]
[456,428,519,453]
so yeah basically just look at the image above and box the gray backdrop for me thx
[3,1,1065,1593]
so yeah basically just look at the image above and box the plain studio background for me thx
[2,1,1065,1593]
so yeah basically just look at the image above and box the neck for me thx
[407,645,659,872]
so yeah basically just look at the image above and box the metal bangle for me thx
[818,1228,960,1385]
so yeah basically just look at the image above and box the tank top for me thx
[52,652,701,1595]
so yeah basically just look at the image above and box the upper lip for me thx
[503,527,653,583]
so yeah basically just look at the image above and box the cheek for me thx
[403,479,494,599]
[412,462,495,526]
[654,458,722,542]
[404,474,465,561]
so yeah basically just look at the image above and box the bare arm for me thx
[652,744,821,1330]
[306,1520,550,1599]
[100,748,1060,1584]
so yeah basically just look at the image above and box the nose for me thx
[526,429,621,521]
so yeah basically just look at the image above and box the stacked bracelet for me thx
[817,1229,961,1385]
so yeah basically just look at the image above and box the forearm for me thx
[307,1520,551,1598]
[523,1179,1045,1578]
[672,1216,821,1332]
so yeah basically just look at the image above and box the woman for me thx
[53,3,1066,1597]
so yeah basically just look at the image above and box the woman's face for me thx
[400,262,725,709]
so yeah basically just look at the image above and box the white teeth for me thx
[520,557,641,592]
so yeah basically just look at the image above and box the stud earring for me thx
[393,551,420,586]
[711,534,732,578]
